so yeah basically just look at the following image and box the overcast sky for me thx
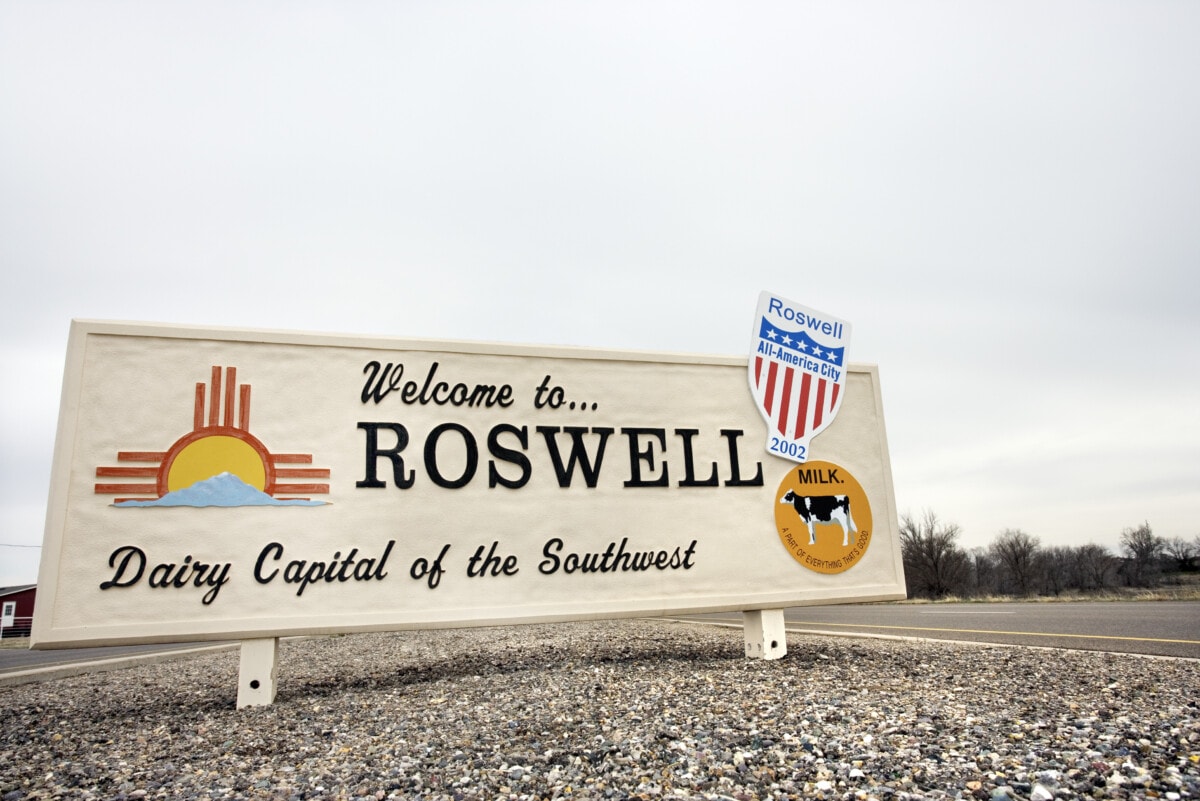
[2,1,1197,586]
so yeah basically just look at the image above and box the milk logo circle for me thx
[773,460,872,574]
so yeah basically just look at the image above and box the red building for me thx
[0,584,35,638]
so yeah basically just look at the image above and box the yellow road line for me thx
[788,620,1200,646]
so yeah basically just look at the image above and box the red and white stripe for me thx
[751,356,842,441]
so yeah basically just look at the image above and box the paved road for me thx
[2,602,1196,678]
[676,600,1200,658]
[0,640,234,679]
[0,641,215,671]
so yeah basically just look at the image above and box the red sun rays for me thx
[94,366,330,503]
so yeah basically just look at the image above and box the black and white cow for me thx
[780,491,856,546]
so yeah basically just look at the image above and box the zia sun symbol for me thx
[95,366,330,507]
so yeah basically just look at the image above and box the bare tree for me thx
[968,547,1000,597]
[990,528,1041,596]
[1073,543,1116,591]
[899,510,970,599]
[1119,522,1164,587]
[1037,545,1074,596]
[1162,536,1198,573]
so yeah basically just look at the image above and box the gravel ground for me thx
[1,619,1198,800]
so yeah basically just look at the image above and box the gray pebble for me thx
[1,620,1197,800]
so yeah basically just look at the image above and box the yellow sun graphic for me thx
[94,366,330,505]
[166,434,267,493]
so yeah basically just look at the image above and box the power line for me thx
[0,543,41,549]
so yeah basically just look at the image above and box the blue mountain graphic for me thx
[115,472,327,508]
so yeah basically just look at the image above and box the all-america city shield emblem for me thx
[748,291,852,463]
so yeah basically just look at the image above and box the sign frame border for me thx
[33,319,906,649]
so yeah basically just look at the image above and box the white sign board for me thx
[33,320,904,649]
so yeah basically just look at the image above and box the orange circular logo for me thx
[774,460,872,574]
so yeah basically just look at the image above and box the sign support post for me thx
[237,638,279,709]
[742,609,786,660]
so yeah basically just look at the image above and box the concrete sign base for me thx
[742,609,788,660]
[237,638,279,708]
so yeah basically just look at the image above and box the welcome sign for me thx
[34,320,904,654]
